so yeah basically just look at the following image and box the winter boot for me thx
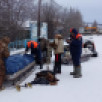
[70,66,76,75]
[73,66,82,78]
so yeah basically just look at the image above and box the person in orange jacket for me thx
[67,28,82,78]
[25,40,43,69]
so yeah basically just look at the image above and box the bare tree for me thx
[60,7,83,37]
[0,0,35,41]
[41,2,83,38]
[41,0,62,38]
[0,0,84,40]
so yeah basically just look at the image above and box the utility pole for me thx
[37,0,41,38]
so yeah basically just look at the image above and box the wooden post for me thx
[37,0,42,38]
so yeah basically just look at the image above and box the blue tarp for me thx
[5,54,34,75]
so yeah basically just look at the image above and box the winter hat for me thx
[70,28,78,35]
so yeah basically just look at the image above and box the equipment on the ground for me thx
[15,70,59,91]
[16,83,32,91]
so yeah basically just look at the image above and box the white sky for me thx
[55,0,102,24]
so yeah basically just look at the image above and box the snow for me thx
[64,41,68,45]
[10,48,25,55]
[1,35,102,102]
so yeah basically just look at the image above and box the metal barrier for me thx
[9,38,37,51]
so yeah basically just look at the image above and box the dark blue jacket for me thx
[70,34,82,66]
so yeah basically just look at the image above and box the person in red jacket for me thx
[25,40,43,69]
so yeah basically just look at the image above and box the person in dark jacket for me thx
[67,28,82,78]
[25,40,43,69]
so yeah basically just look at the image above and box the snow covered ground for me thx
[1,35,102,102]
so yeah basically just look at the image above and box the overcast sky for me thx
[55,0,102,24]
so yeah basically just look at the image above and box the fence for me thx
[9,38,37,51]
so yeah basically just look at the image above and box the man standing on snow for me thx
[0,37,10,90]
[67,28,82,78]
